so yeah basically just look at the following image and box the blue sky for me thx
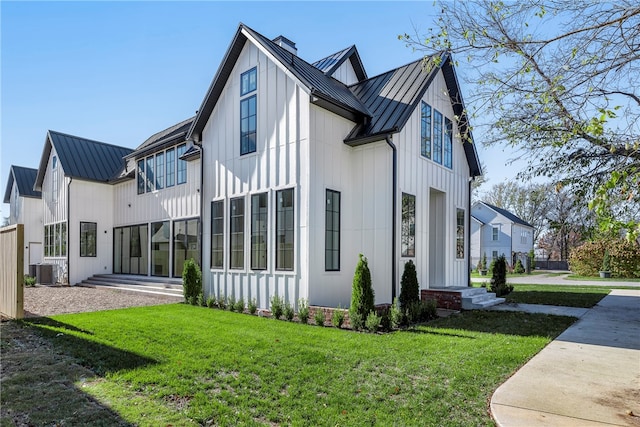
[1,1,519,217]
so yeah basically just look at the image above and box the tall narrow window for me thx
[240,95,257,155]
[80,222,97,257]
[401,193,416,257]
[166,148,175,187]
[240,67,257,96]
[230,197,245,269]
[492,226,499,241]
[456,209,465,259]
[177,144,187,184]
[325,189,341,271]
[444,117,453,169]
[137,159,145,194]
[145,156,154,192]
[433,110,443,164]
[52,155,59,203]
[61,222,66,256]
[54,223,61,256]
[421,102,432,159]
[251,193,268,270]
[276,188,294,271]
[211,201,224,269]
[155,152,164,190]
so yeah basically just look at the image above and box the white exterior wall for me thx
[470,217,482,268]
[9,181,43,274]
[511,223,534,256]
[472,204,512,263]
[330,60,359,86]
[68,179,115,284]
[395,70,471,290]
[308,106,391,307]
[42,146,69,282]
[201,41,310,310]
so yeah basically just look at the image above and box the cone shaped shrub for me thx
[349,254,374,330]
[182,258,202,304]
[489,255,513,297]
[399,260,419,309]
[514,259,525,274]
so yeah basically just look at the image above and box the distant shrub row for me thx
[569,239,640,278]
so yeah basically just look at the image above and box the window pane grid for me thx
[211,201,224,268]
[177,144,187,184]
[166,148,175,187]
[155,152,165,190]
[444,117,453,169]
[433,110,443,164]
[402,193,416,257]
[325,190,340,271]
[251,193,268,270]
[80,222,97,257]
[421,102,432,159]
[230,198,245,269]
[276,189,294,271]
[240,96,257,155]
[456,209,465,259]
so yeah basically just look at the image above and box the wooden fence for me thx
[1,224,24,319]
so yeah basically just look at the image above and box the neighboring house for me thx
[3,165,43,274]
[188,24,481,309]
[470,201,534,269]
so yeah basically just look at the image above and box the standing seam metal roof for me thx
[3,165,41,203]
[312,45,367,81]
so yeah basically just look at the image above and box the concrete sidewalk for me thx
[491,289,640,426]
[472,272,640,287]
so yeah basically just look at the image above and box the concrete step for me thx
[88,275,183,290]
[461,287,506,310]
[80,275,184,300]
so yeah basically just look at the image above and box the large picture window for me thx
[456,209,465,259]
[80,222,97,257]
[240,95,257,155]
[45,222,66,257]
[444,117,453,169]
[421,102,432,159]
[401,193,416,257]
[276,188,294,271]
[433,110,443,164]
[230,197,245,269]
[251,193,268,270]
[325,189,340,271]
[210,200,224,269]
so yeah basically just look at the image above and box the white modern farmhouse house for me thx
[14,24,482,310]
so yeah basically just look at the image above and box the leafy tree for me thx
[182,258,202,304]
[401,1,640,240]
[349,254,375,330]
[399,260,419,309]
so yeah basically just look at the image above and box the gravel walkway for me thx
[23,285,181,318]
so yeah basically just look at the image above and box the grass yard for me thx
[1,305,575,427]
[566,274,640,282]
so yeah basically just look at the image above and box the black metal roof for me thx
[481,202,534,228]
[34,131,133,189]
[3,165,41,203]
[312,45,367,82]
[128,117,194,160]
[189,23,371,139]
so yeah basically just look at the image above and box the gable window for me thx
[456,209,465,259]
[230,197,245,269]
[241,67,257,96]
[521,230,529,244]
[155,152,164,190]
[325,189,341,271]
[166,148,175,187]
[210,201,224,269]
[421,102,432,159]
[145,156,154,192]
[444,117,453,169]
[401,193,416,257]
[52,155,59,202]
[240,96,257,155]
[80,222,97,257]
[492,226,499,241]
[137,159,145,194]
[276,188,294,271]
[177,144,187,184]
[433,110,443,164]
[251,193,268,270]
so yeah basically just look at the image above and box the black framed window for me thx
[325,189,340,271]
[155,152,164,190]
[456,209,465,259]
[137,159,145,194]
[166,148,175,187]
[421,102,432,159]
[444,117,453,169]
[240,95,257,155]
[230,197,245,269]
[177,144,187,184]
[80,222,97,257]
[240,67,257,96]
[401,193,415,257]
[433,109,443,164]
[211,200,224,269]
[251,193,268,270]
[276,188,294,271]
[145,156,154,192]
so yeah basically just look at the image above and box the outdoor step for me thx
[81,281,184,300]
[92,274,183,286]
[87,276,183,290]
[460,287,506,310]
[80,274,184,300]
[466,298,506,309]
[81,279,183,295]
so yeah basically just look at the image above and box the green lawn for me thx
[566,274,640,282]
[4,305,576,426]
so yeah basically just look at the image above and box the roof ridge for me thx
[348,55,437,88]
[48,130,133,152]
[136,116,195,150]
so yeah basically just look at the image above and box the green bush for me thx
[514,259,525,274]
[270,295,284,319]
[206,296,216,308]
[390,297,405,328]
[488,258,497,275]
[349,254,375,331]
[248,298,257,315]
[477,252,487,272]
[399,260,419,310]
[196,293,206,307]
[217,295,227,310]
[228,295,237,312]
[182,258,202,304]
[284,302,295,321]
[314,310,325,327]
[364,311,381,333]
[528,250,535,273]
[24,275,36,287]
[489,255,513,297]
[379,309,391,331]
[234,298,245,313]
[569,239,640,278]
[331,307,345,328]
[297,299,309,324]
[601,250,611,272]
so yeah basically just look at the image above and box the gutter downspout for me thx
[66,177,72,285]
[384,135,397,303]
[468,177,473,287]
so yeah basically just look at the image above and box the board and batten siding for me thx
[331,60,359,86]
[394,69,472,289]
[308,105,392,307]
[42,146,69,283]
[9,182,43,274]
[201,41,310,310]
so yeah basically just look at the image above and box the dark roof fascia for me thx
[344,130,396,147]
[311,90,366,123]
[323,45,368,81]
[3,172,14,203]
[180,145,201,161]
[127,132,189,161]
[34,134,54,191]
[471,214,484,224]
[481,202,535,228]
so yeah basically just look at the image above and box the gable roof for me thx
[189,23,371,139]
[479,202,534,228]
[34,131,133,190]
[312,45,367,82]
[3,165,41,203]
[126,117,194,160]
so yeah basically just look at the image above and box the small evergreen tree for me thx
[514,259,525,274]
[182,258,202,304]
[489,255,513,297]
[349,254,375,330]
[527,249,535,274]
[478,252,487,272]
[399,260,419,309]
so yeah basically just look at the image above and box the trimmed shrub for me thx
[490,255,513,297]
[364,311,381,333]
[477,252,487,272]
[297,299,310,324]
[349,254,375,331]
[270,295,284,319]
[206,296,216,308]
[314,310,325,327]
[488,258,497,275]
[217,295,227,310]
[196,293,206,307]
[609,240,640,278]
[228,295,236,312]
[390,297,405,328]
[569,239,640,278]
[182,258,202,304]
[284,302,295,321]
[601,250,611,272]
[399,260,419,309]
[514,259,525,274]
[24,275,36,287]
[248,298,257,315]
[234,298,245,313]
[528,250,535,273]
[332,307,345,328]
[379,309,391,331]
